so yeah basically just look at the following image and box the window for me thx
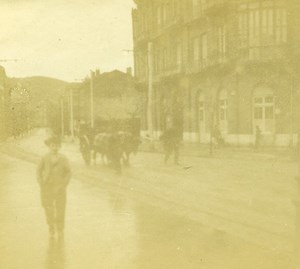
[176,43,182,67]
[192,37,200,65]
[192,0,201,18]
[198,93,205,135]
[154,49,160,73]
[265,106,274,119]
[261,9,274,45]
[162,48,167,70]
[254,107,263,119]
[219,100,227,121]
[249,9,260,47]
[199,101,204,121]
[201,33,208,67]
[201,0,207,14]
[218,26,226,62]
[238,1,287,55]
[253,89,275,133]
[254,97,263,104]
[157,6,162,26]
[219,90,228,134]
[238,12,248,48]
[275,8,287,44]
[191,0,207,18]
[171,0,180,18]
[162,4,167,25]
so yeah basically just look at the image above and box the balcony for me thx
[134,31,149,43]
[153,63,183,81]
[237,45,288,63]
[151,16,182,39]
[186,53,229,75]
[205,0,231,17]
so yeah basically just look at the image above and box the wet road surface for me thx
[0,153,297,269]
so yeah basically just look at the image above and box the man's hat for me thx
[44,136,61,146]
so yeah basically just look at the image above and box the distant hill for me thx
[7,76,70,104]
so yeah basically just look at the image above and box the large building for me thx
[132,0,300,146]
[0,66,9,139]
[73,69,140,134]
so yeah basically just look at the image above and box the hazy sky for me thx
[0,0,135,81]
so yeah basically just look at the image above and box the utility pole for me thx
[0,59,18,63]
[90,70,94,129]
[0,59,19,138]
[69,88,74,139]
[44,100,47,127]
[61,98,64,137]
[290,74,294,147]
[147,42,154,138]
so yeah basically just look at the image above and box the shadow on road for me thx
[45,237,65,269]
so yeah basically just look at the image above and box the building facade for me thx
[74,69,141,134]
[132,0,300,146]
[0,66,12,140]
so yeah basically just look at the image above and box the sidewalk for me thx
[140,138,295,163]
[10,128,295,163]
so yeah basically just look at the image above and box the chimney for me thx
[95,69,100,77]
[126,67,132,76]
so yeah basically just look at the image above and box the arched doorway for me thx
[253,86,275,134]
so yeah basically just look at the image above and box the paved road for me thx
[0,130,299,268]
[13,130,299,251]
[0,153,298,269]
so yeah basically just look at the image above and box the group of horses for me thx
[79,131,141,173]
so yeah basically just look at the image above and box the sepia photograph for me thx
[0,0,300,268]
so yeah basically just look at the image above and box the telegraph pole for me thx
[61,98,64,137]
[44,100,47,127]
[90,70,94,129]
[0,59,20,139]
[0,59,18,63]
[147,42,154,138]
[290,74,294,147]
[69,88,74,139]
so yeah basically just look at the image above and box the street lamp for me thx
[74,72,95,130]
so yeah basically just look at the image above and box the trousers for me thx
[164,143,179,164]
[40,185,67,231]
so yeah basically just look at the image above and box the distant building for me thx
[76,69,140,133]
[0,66,11,139]
[132,0,300,146]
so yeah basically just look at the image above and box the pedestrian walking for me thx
[107,131,122,174]
[296,131,300,178]
[79,134,92,166]
[212,125,223,148]
[160,127,180,165]
[255,125,262,150]
[37,136,71,238]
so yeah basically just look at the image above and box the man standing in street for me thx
[160,127,181,165]
[255,125,262,150]
[37,136,71,238]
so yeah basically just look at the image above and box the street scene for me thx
[0,0,300,268]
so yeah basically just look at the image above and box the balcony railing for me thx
[134,31,148,43]
[238,45,288,62]
[206,0,227,9]
[206,0,230,16]
[152,63,183,79]
[151,16,182,38]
